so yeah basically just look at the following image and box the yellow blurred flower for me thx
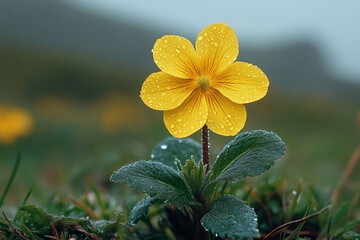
[0,105,34,144]
[99,93,147,135]
[141,23,269,138]
[35,95,75,120]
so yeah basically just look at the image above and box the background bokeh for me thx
[0,0,359,205]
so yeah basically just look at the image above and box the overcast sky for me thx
[68,0,360,83]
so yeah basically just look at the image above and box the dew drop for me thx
[198,36,203,40]
[177,118,182,122]
[164,40,168,43]
[160,145,168,150]
[176,49,180,53]
[171,125,175,128]
[214,42,219,47]
[227,114,231,118]
[150,154,155,158]
[151,48,154,53]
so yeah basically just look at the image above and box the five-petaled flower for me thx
[141,23,269,138]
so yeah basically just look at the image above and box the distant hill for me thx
[0,0,160,69]
[1,0,359,99]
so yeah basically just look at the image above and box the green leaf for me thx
[0,213,36,237]
[90,215,123,237]
[110,161,199,207]
[151,137,201,169]
[181,158,205,193]
[200,195,259,239]
[341,231,360,240]
[17,205,53,231]
[128,197,155,225]
[210,130,285,183]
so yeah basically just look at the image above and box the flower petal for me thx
[195,23,239,77]
[205,89,246,136]
[153,35,198,79]
[213,62,269,104]
[164,89,208,138]
[141,72,196,111]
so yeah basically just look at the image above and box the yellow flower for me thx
[141,23,269,138]
[0,105,34,144]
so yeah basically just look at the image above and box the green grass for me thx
[0,154,359,239]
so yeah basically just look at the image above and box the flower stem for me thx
[202,125,210,173]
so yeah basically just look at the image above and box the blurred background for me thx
[0,0,359,205]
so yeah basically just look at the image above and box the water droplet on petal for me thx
[198,36,203,40]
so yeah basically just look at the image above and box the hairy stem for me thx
[202,125,210,173]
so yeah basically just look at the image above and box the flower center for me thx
[197,76,210,90]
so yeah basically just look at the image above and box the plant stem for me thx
[202,125,210,173]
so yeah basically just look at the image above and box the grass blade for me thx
[0,153,21,208]
[88,178,105,216]
[14,188,32,221]
[335,218,360,237]
[263,205,331,239]
[284,207,310,240]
